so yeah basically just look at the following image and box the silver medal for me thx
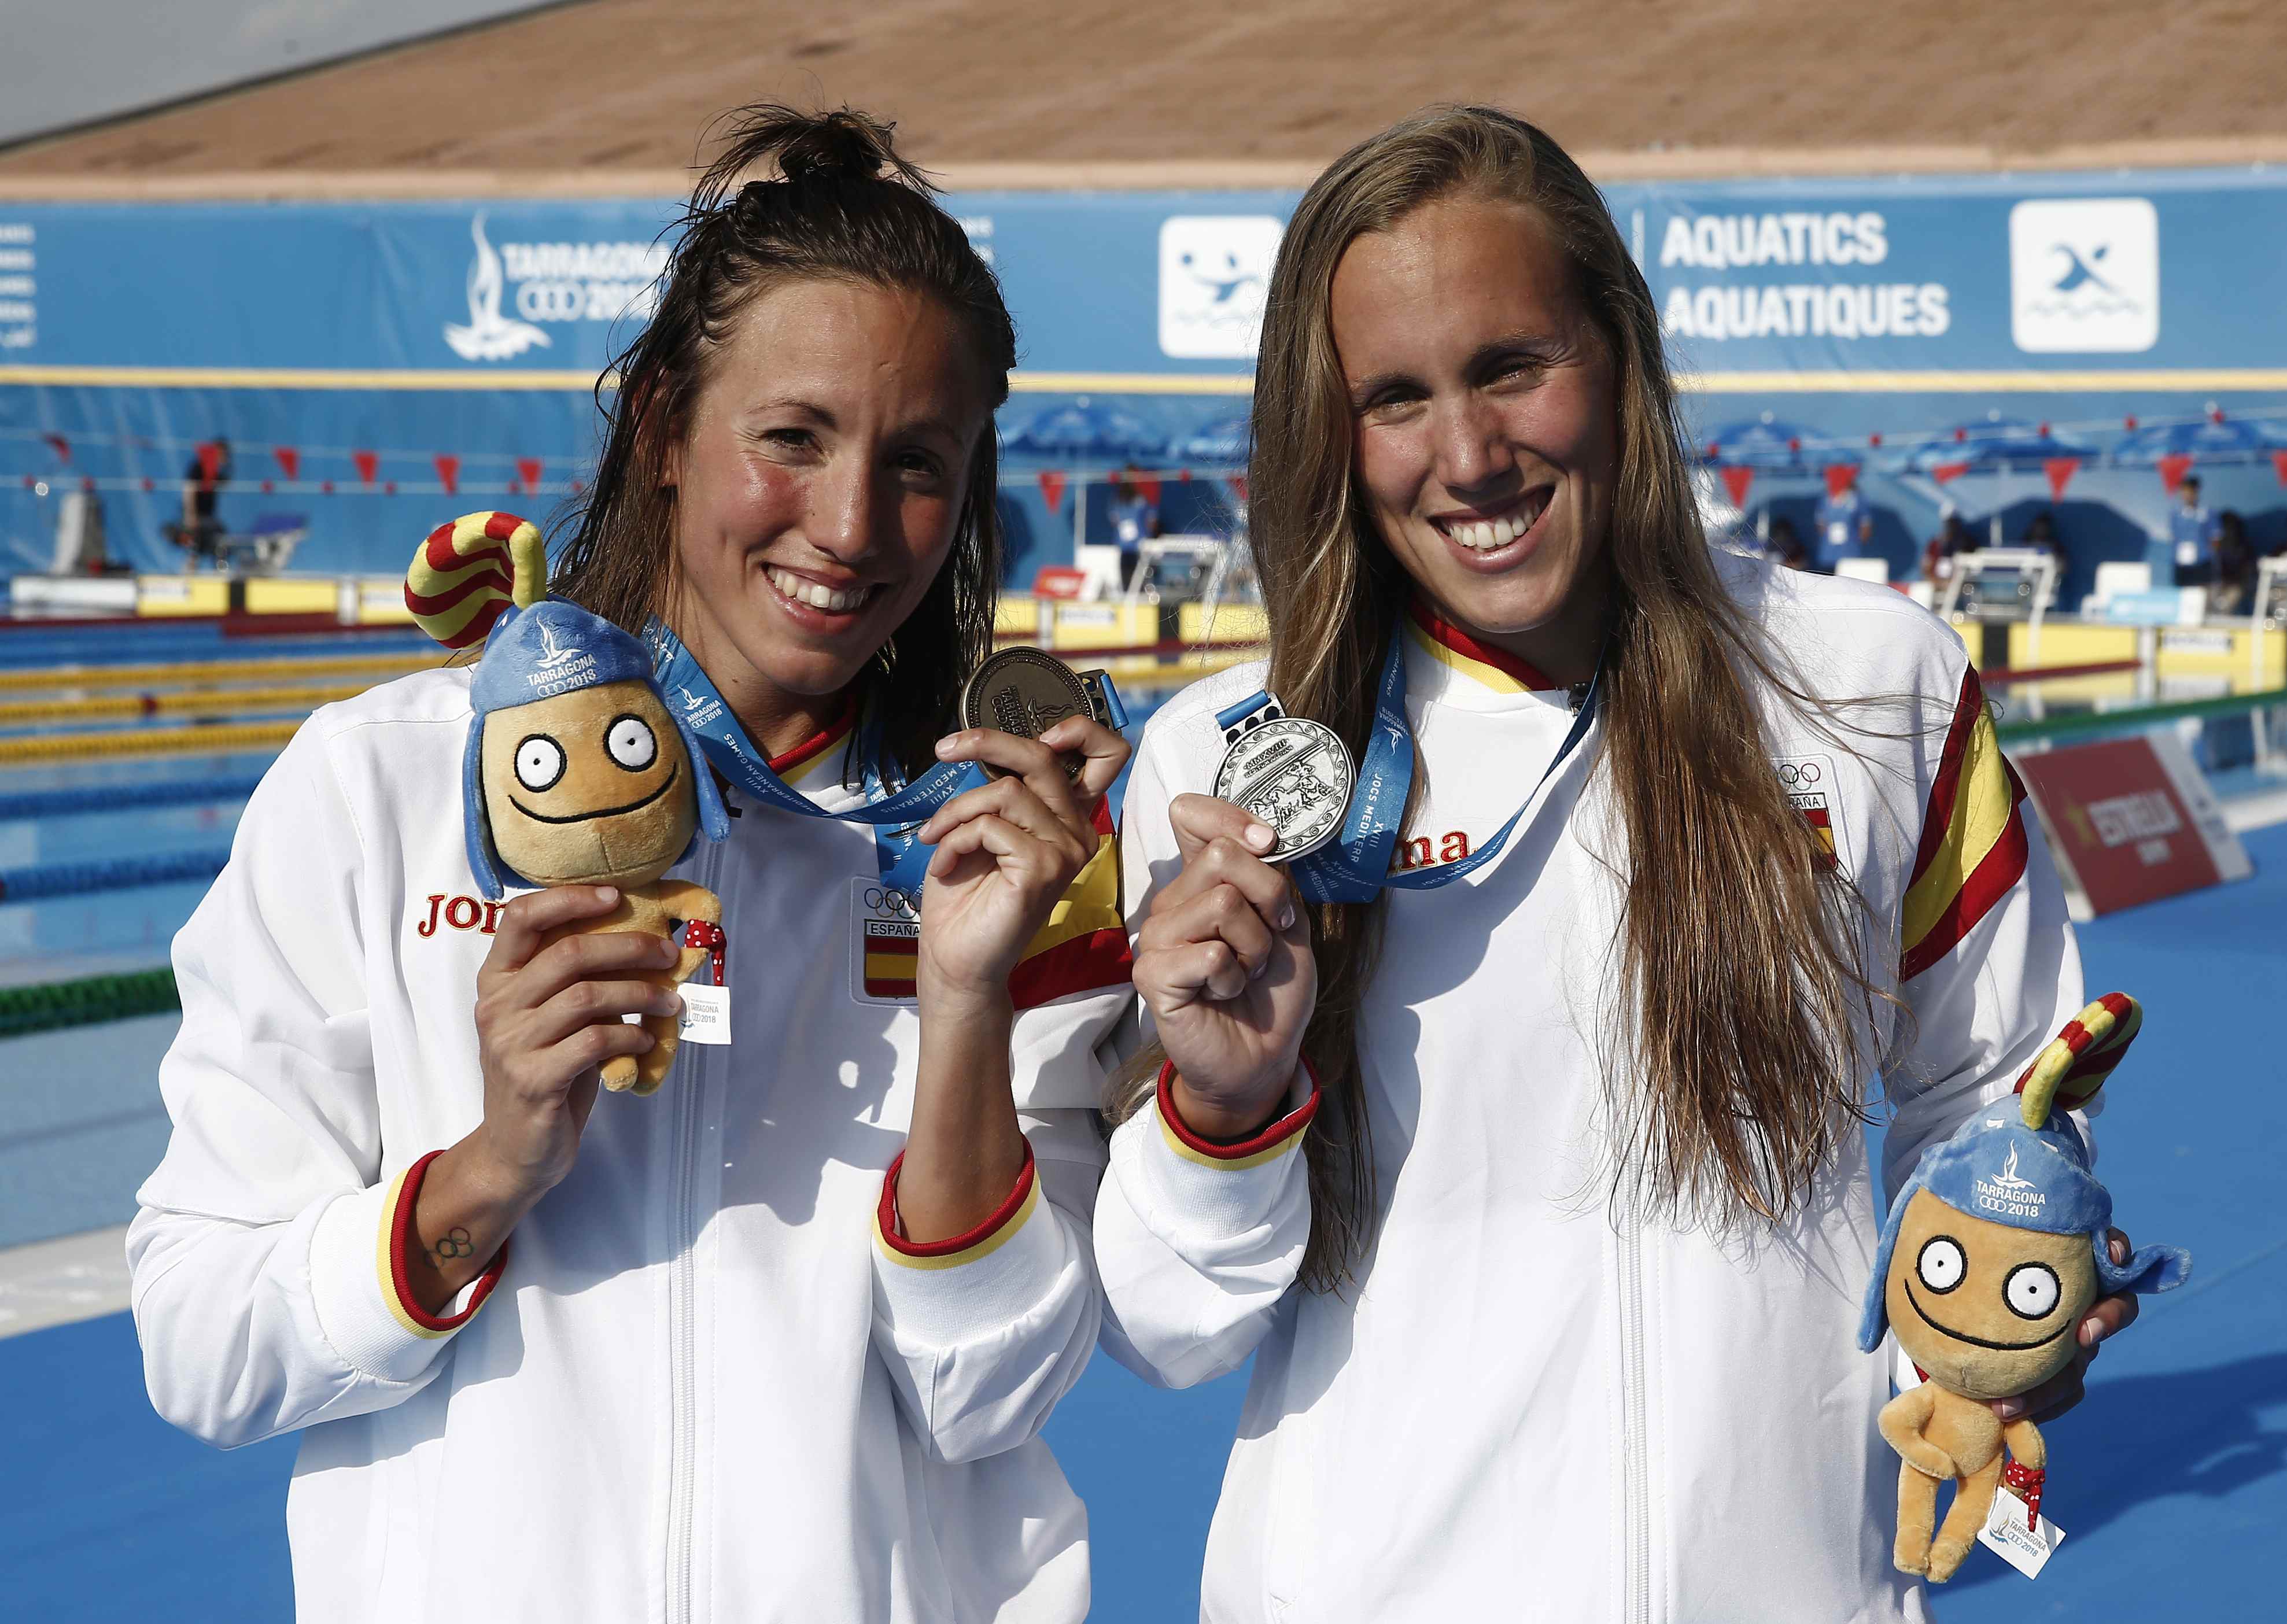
[1212,698,1353,863]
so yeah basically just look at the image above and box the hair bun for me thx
[692,104,931,212]
[776,109,895,182]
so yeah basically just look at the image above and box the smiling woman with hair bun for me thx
[128,104,1132,1621]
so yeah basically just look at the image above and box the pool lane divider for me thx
[1980,658,2145,686]
[0,967,180,1039]
[1996,685,2287,745]
[0,651,445,693]
[0,681,374,726]
[0,848,232,903]
[0,720,303,765]
[0,773,267,820]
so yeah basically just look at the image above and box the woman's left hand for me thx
[912,715,1130,1003]
[1991,1228,2141,1424]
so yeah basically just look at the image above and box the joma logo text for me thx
[417,894,504,938]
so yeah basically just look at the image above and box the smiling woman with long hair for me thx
[129,106,1131,1621]
[1094,106,2144,1619]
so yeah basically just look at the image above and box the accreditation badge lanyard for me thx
[1218,628,1605,905]
[647,625,981,895]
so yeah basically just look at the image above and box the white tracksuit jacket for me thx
[128,666,1133,1622]
[1096,559,2087,1623]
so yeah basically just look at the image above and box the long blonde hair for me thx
[1113,106,1884,1290]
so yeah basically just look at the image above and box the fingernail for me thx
[1250,956,1268,980]
[1244,824,1275,852]
[935,735,958,756]
[1993,1398,2024,1419]
[666,995,686,1017]
[1278,901,1296,931]
[2081,1317,2105,1346]
[596,886,618,903]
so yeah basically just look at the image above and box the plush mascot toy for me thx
[405,511,729,1095]
[1858,992,2190,1581]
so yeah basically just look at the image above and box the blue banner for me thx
[6,169,2285,378]
[3,165,2285,581]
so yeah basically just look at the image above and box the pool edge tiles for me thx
[0,1223,132,1341]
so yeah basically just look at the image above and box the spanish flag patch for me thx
[1899,667,2030,980]
[849,799,1131,1007]
[1777,752,1840,870]
[862,911,921,1000]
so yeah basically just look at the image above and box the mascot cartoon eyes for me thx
[1916,1237,1965,1293]
[607,714,658,772]
[513,717,659,793]
[517,735,567,792]
[2004,1262,2061,1320]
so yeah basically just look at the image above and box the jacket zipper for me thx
[1617,1213,1652,1624]
[667,1051,699,1624]
[666,835,726,1624]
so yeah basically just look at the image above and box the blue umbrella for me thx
[1699,418,1856,470]
[1004,400,1160,460]
[1896,416,2089,475]
[1168,414,1251,464]
[2107,415,2286,466]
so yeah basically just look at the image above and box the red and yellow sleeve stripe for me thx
[1899,667,2030,981]
[1154,1058,1321,1171]
[873,1144,1041,1269]
[1009,798,1132,1010]
[378,1150,507,1340]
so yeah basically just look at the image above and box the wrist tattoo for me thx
[425,1226,475,1268]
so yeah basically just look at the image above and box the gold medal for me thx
[959,647,1123,777]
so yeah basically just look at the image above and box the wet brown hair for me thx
[551,104,1015,777]
[1113,106,1886,1290]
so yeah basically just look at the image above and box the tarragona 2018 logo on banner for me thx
[444,213,671,362]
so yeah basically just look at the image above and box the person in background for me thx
[1921,505,1974,590]
[1764,512,1810,571]
[1812,474,1873,571]
[2156,474,2219,588]
[2211,508,2255,614]
[2019,510,2064,560]
[2014,510,2068,608]
[1109,466,1162,587]
[175,436,231,568]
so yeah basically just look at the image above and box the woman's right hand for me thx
[467,885,683,1205]
[1133,794,1318,1139]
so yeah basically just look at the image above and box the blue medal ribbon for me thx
[647,623,982,893]
[1220,625,1604,904]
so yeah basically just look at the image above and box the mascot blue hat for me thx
[1857,994,2191,1353]
[406,512,728,900]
